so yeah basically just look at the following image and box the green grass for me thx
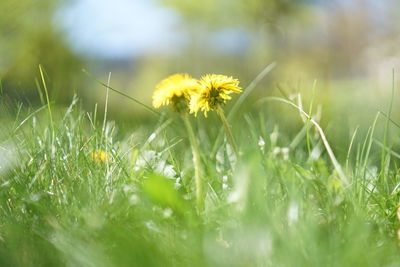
[1,80,400,267]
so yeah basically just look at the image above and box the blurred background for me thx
[1,0,400,139]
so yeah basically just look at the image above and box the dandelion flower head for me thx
[90,150,108,163]
[152,73,200,112]
[190,74,241,117]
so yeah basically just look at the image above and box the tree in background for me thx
[158,0,400,80]
[160,0,304,28]
[0,0,83,104]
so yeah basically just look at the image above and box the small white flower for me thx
[281,147,290,160]
[272,147,290,160]
[129,194,139,205]
[163,208,173,218]
[145,220,159,232]
[135,150,157,169]
[270,127,279,147]
[272,147,281,156]
[258,136,265,147]
[287,202,299,225]
[123,184,137,193]
[162,164,176,178]
[174,177,182,189]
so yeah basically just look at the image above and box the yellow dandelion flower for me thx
[189,74,241,117]
[152,73,201,113]
[90,150,108,163]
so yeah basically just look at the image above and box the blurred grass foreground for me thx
[1,0,400,266]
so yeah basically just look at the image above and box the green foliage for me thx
[143,173,189,215]
[1,84,400,266]
[159,0,305,28]
[0,0,83,103]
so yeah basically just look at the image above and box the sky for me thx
[60,0,184,59]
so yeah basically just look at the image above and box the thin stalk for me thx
[380,69,395,182]
[345,126,359,171]
[306,80,317,157]
[39,65,54,139]
[216,105,239,158]
[103,73,111,190]
[102,72,111,142]
[181,114,204,212]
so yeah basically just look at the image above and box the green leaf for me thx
[143,173,188,214]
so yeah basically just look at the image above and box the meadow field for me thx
[1,67,400,266]
[1,0,400,266]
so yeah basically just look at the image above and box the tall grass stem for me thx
[39,65,55,141]
[182,114,204,212]
[216,105,239,158]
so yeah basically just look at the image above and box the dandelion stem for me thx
[181,114,204,212]
[216,105,239,158]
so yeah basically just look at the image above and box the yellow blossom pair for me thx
[152,73,241,116]
[152,73,241,212]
